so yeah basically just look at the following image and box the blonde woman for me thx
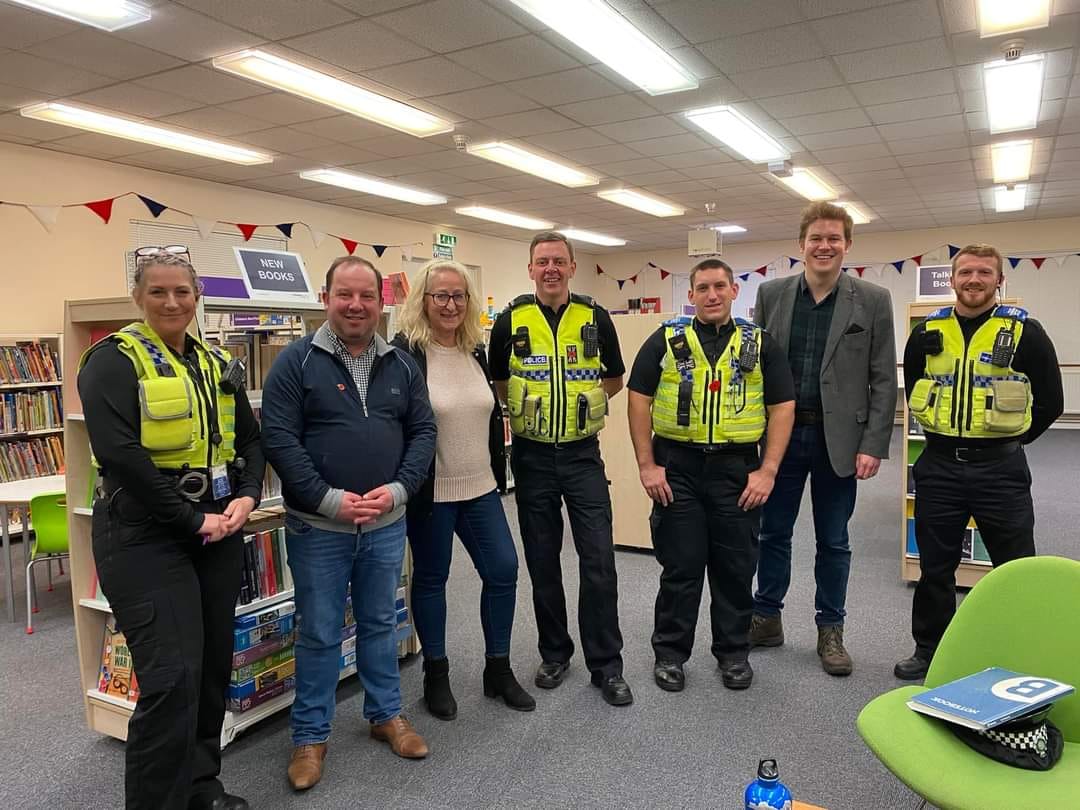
[392,259,534,718]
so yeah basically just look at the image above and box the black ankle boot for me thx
[423,657,457,720]
[483,656,536,712]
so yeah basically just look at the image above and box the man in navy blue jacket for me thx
[261,256,436,791]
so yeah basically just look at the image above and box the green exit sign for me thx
[436,232,457,247]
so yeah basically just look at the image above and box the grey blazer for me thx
[754,272,897,477]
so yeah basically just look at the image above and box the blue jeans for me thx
[285,516,406,745]
[407,489,518,659]
[753,424,857,627]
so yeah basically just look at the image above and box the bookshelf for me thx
[65,297,416,748]
[900,299,1019,588]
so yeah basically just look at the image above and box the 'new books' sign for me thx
[233,248,315,302]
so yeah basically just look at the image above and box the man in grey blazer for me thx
[750,201,897,676]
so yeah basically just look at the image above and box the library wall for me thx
[0,141,594,333]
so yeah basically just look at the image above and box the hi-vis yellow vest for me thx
[80,321,236,469]
[908,305,1032,438]
[505,294,607,442]
[652,317,766,444]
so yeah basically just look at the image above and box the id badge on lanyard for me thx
[211,463,232,500]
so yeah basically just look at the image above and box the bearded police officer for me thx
[489,231,632,706]
[895,243,1063,680]
[628,259,795,691]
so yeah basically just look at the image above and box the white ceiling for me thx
[1,0,1079,252]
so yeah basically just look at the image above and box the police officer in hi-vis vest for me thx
[895,243,1063,681]
[79,248,265,810]
[628,259,795,692]
[489,231,632,706]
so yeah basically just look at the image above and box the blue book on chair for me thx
[908,667,1074,731]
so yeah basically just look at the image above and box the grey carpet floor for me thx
[2,428,1078,810]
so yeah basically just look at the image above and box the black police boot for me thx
[207,794,250,810]
[483,656,536,711]
[653,660,685,692]
[423,656,458,720]
[534,660,570,689]
[894,650,932,681]
[719,659,754,690]
[591,672,634,706]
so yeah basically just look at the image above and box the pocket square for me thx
[844,324,866,334]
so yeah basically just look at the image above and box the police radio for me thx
[738,331,758,373]
[218,358,247,394]
[512,326,531,357]
[581,322,599,358]
[990,326,1016,367]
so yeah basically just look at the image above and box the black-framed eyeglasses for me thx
[135,244,190,259]
[426,292,469,307]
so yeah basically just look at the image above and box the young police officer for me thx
[628,259,794,691]
[896,243,1063,680]
[489,231,632,706]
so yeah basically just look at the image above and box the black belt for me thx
[104,467,235,503]
[794,410,823,426]
[926,440,1021,463]
[664,439,757,457]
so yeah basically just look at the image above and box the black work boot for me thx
[423,656,457,720]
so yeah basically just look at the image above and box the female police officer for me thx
[79,248,264,810]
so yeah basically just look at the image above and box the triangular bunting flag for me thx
[630,275,638,284]
[596,264,604,276]
[841,267,849,274]
[340,237,358,255]
[276,223,294,239]
[755,266,767,276]
[855,267,866,277]
[616,279,626,290]
[659,269,670,280]
[738,273,750,282]
[1008,256,1021,269]
[138,194,167,218]
[891,260,905,273]
[236,223,258,241]
[27,205,61,233]
[309,228,327,248]
[372,244,387,258]
[403,243,413,262]
[912,255,923,266]
[1032,257,1046,269]
[948,244,961,259]
[84,197,115,224]
[193,217,217,240]
[647,262,658,268]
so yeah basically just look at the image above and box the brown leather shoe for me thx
[817,625,853,676]
[370,715,429,759]
[287,743,327,791]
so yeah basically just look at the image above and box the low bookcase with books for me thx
[900,300,1019,588]
[65,297,417,748]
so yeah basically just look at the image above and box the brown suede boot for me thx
[817,625,853,676]
[287,743,327,791]
[370,715,429,759]
[749,613,784,648]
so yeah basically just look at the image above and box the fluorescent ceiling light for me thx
[984,54,1044,134]
[776,169,835,201]
[3,0,150,31]
[597,188,685,218]
[994,184,1026,212]
[19,102,272,165]
[833,201,872,225]
[299,169,446,206]
[711,224,747,234]
[455,206,554,230]
[558,228,626,247]
[504,0,697,95]
[466,141,599,188]
[213,50,454,138]
[978,0,1050,38]
[991,139,1034,183]
[685,105,788,163]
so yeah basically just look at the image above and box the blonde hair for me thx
[398,260,484,353]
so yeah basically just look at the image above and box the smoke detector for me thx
[453,133,468,151]
[1002,39,1025,61]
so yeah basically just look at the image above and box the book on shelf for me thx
[231,645,295,685]
[0,388,63,433]
[908,667,1074,731]
[234,612,296,652]
[0,435,65,482]
[231,629,296,669]
[227,674,297,714]
[237,526,292,605]
[97,616,139,703]
[0,342,61,384]
[227,657,296,701]
[235,600,294,631]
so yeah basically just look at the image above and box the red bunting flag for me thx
[1032,257,1046,269]
[659,269,670,280]
[340,237,358,255]
[912,255,923,266]
[755,266,767,276]
[596,264,604,275]
[630,275,638,284]
[854,267,866,277]
[84,198,115,224]
[236,223,258,241]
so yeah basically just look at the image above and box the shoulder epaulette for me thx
[507,293,534,310]
[662,316,693,328]
[569,292,595,308]
[926,306,954,321]
[734,317,763,331]
[993,304,1028,322]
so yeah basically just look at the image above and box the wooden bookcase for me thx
[900,299,1020,588]
[65,297,416,748]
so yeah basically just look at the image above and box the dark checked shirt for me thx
[788,275,837,414]
[327,328,376,403]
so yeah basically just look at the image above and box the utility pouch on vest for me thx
[677,380,693,426]
[580,387,607,420]
[985,379,1029,433]
[138,376,195,452]
[908,378,939,419]
[506,377,526,418]
[522,395,542,434]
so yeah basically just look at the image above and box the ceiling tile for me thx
[797,127,882,150]
[446,163,518,182]
[241,126,337,153]
[477,109,581,137]
[780,108,872,135]
[291,114,392,143]
[222,94,339,127]
[877,114,966,142]
[282,20,432,72]
[593,116,688,142]
[136,66,270,106]
[0,52,113,96]
[896,147,974,167]
[812,142,894,163]
[175,0,357,39]
[528,128,615,152]
[0,82,46,112]
[158,106,276,137]
[42,133,152,159]
[334,0,427,13]
[833,38,952,83]
[813,0,943,55]
[0,110,74,141]
[851,69,957,107]
[590,158,669,178]
[366,56,491,97]
[656,0,805,44]
[374,0,526,52]
[446,34,579,81]
[25,30,182,81]
[757,86,860,119]
[950,19,1080,68]
[637,76,748,115]
[67,83,202,119]
[628,132,712,156]
[0,4,77,49]
[798,0,902,17]
[114,148,220,171]
[903,159,973,177]
[563,143,644,164]
[730,59,845,99]
[698,25,825,74]
[507,68,624,107]
[353,133,448,158]
[556,95,667,127]
[866,93,962,125]
[426,85,538,119]
[655,148,736,170]
[112,3,263,62]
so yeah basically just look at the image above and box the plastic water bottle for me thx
[744,759,793,810]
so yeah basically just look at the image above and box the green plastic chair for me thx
[25,492,68,635]
[857,556,1080,809]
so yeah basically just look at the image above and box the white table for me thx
[0,474,65,622]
